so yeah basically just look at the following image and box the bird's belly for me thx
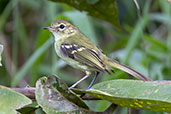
[54,44,88,71]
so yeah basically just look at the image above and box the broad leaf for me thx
[35,75,96,114]
[50,0,121,29]
[0,85,32,114]
[73,79,171,113]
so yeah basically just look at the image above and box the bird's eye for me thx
[59,24,65,29]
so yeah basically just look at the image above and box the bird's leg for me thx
[69,71,91,89]
[87,72,100,89]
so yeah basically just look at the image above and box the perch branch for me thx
[11,86,100,100]
[10,80,171,100]
[11,86,36,99]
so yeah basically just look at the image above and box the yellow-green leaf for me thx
[0,86,32,114]
[73,79,171,113]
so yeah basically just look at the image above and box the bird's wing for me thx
[60,43,109,73]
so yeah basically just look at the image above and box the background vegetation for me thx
[0,0,171,113]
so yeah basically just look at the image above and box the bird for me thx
[43,20,152,89]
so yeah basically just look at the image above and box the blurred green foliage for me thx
[0,0,171,113]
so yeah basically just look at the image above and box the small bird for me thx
[43,20,152,89]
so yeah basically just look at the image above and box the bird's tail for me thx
[105,59,152,81]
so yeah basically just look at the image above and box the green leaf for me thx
[49,0,121,29]
[0,1,12,30]
[17,101,39,114]
[0,0,9,15]
[144,35,167,51]
[35,75,96,114]
[0,85,32,114]
[0,44,3,66]
[35,108,46,114]
[17,107,36,114]
[30,27,52,85]
[122,17,149,64]
[73,79,171,113]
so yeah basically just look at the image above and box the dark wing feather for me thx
[60,43,110,74]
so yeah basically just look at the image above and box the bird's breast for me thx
[54,42,88,71]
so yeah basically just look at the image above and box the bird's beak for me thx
[42,26,56,31]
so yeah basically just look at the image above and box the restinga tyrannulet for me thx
[43,20,152,89]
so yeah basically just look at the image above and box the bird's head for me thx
[43,20,78,39]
